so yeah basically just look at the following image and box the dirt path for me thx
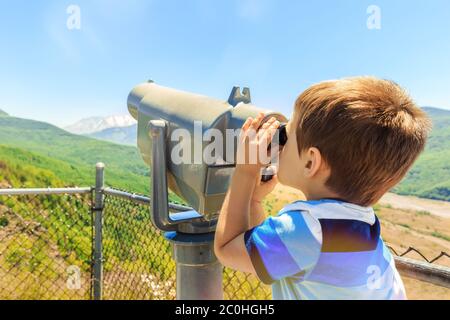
[379,193,450,218]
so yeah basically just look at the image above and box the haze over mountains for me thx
[89,124,137,146]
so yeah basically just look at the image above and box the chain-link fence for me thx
[388,246,450,264]
[224,269,271,300]
[0,185,449,300]
[0,189,93,300]
[101,189,272,300]
[102,193,176,300]
[0,186,272,300]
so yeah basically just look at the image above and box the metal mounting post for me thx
[165,232,223,300]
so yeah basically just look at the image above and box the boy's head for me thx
[278,76,431,206]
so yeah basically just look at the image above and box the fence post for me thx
[93,162,105,300]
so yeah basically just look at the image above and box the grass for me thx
[431,232,450,242]
[416,210,431,216]
[0,216,8,227]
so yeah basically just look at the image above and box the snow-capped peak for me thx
[64,114,137,135]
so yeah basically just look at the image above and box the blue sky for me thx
[0,0,449,126]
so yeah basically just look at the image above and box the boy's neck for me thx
[302,188,342,203]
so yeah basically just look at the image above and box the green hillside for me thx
[393,107,450,201]
[0,107,449,201]
[0,108,448,299]
[0,146,174,299]
[0,146,67,189]
[0,109,8,117]
[0,116,149,193]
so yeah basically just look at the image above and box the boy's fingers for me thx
[242,117,253,131]
[250,113,265,131]
[261,120,281,144]
[268,175,279,188]
[266,174,279,185]
[257,117,276,140]
[239,117,253,142]
[259,174,278,192]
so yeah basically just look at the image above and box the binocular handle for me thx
[261,167,276,182]
[149,120,205,231]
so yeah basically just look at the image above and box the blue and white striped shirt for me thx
[244,199,406,300]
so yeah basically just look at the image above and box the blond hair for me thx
[293,77,431,206]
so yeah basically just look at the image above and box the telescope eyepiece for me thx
[277,124,288,147]
[269,123,288,148]
[260,123,288,183]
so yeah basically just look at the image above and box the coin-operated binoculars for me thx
[128,81,287,299]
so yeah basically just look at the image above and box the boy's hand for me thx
[252,170,278,203]
[236,113,281,177]
[215,115,281,278]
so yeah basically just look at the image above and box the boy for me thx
[214,77,431,300]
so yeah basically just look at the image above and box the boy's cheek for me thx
[277,143,304,188]
[277,167,288,185]
[277,155,292,186]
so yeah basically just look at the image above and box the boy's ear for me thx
[303,147,323,178]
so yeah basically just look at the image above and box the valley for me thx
[0,107,449,299]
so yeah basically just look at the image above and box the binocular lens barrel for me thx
[129,81,288,218]
[267,123,288,149]
[261,124,288,182]
[276,124,288,147]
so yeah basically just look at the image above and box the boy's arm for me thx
[214,114,280,274]
[214,169,259,274]
[249,200,266,228]
[249,174,279,227]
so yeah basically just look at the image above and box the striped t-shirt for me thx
[244,199,406,300]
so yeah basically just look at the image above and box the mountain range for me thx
[0,107,449,201]
[64,115,136,135]
[89,124,137,145]
[0,113,148,194]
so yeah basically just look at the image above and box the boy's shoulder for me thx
[246,199,385,285]
[278,199,376,225]
[275,199,380,253]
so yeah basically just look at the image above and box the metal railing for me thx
[0,169,449,300]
